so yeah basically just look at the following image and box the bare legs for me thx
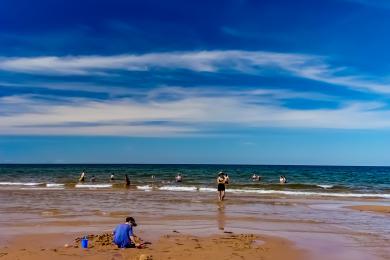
[218,190,225,201]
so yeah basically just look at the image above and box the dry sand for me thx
[346,205,390,214]
[0,232,306,260]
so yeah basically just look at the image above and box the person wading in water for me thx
[217,172,227,201]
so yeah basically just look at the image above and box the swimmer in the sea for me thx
[90,175,96,182]
[279,175,287,184]
[79,170,86,182]
[252,174,260,181]
[110,173,115,181]
[125,174,130,187]
[175,173,182,183]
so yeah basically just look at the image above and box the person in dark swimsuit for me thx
[217,172,226,201]
[175,173,183,183]
[125,174,130,187]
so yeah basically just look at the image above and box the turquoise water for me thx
[0,164,389,198]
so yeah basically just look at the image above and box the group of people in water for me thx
[108,171,288,249]
[78,170,288,201]
[79,170,131,186]
[105,171,288,250]
[79,170,183,186]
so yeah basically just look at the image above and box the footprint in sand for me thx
[110,253,123,260]
[139,254,153,260]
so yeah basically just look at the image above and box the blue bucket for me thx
[81,238,88,249]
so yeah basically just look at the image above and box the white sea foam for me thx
[75,184,112,188]
[20,187,65,190]
[46,183,65,188]
[317,185,334,189]
[156,185,390,199]
[199,187,215,192]
[227,188,390,198]
[159,186,198,192]
[137,185,153,191]
[0,182,42,186]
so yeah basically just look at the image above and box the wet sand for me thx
[346,205,390,214]
[0,232,305,260]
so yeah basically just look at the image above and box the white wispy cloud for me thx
[1,50,389,94]
[1,87,390,136]
[1,50,389,136]
[0,51,308,75]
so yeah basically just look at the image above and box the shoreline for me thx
[1,183,389,200]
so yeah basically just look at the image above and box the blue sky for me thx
[1,0,390,165]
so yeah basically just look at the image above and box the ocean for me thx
[0,164,389,199]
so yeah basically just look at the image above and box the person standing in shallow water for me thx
[175,173,183,182]
[217,172,227,201]
[79,170,86,182]
[125,174,130,187]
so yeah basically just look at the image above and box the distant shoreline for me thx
[1,163,390,167]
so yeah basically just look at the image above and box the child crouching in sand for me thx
[113,217,143,248]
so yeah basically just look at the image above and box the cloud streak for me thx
[0,51,310,75]
[1,87,390,136]
[2,50,390,136]
[1,50,390,94]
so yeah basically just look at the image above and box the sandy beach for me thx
[0,188,389,260]
[0,232,305,260]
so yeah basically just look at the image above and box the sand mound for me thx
[73,233,115,248]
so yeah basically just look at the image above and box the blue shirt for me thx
[113,223,134,248]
